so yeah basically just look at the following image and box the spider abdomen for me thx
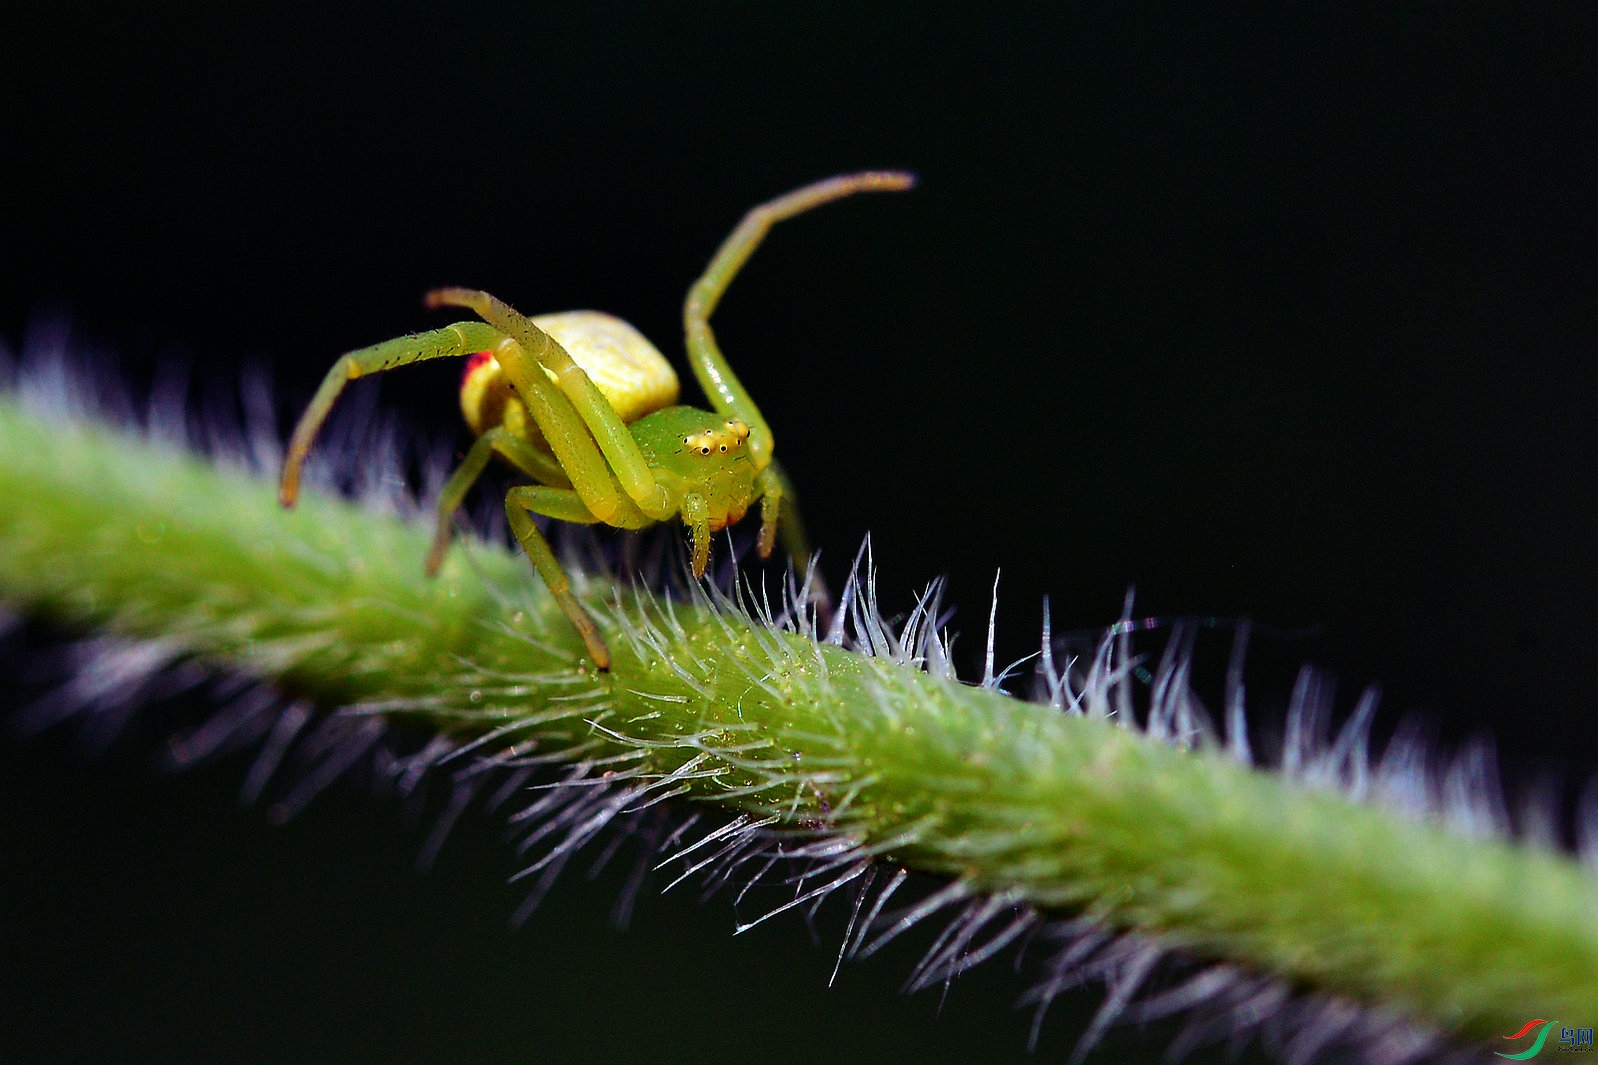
[460,311,679,437]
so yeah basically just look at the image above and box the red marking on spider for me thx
[461,350,493,385]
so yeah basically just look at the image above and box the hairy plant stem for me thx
[0,388,1592,1044]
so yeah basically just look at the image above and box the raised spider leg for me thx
[503,485,611,669]
[426,288,675,521]
[425,425,572,576]
[279,321,504,507]
[682,170,916,473]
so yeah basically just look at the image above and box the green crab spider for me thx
[279,171,916,669]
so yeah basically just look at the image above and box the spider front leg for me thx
[424,290,660,671]
[279,321,505,507]
[503,485,611,669]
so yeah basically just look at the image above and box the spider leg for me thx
[280,321,505,506]
[427,288,676,521]
[681,171,915,472]
[504,485,614,669]
[754,461,831,612]
[425,427,572,576]
[754,459,806,562]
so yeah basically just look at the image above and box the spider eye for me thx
[699,446,710,455]
[719,444,728,453]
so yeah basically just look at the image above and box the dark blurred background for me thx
[2,4,1596,1062]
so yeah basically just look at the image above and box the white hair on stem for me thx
[1,325,1594,1064]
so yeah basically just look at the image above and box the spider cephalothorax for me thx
[279,171,915,668]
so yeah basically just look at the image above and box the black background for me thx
[2,4,1596,1062]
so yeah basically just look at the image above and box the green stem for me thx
[0,387,1592,1045]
